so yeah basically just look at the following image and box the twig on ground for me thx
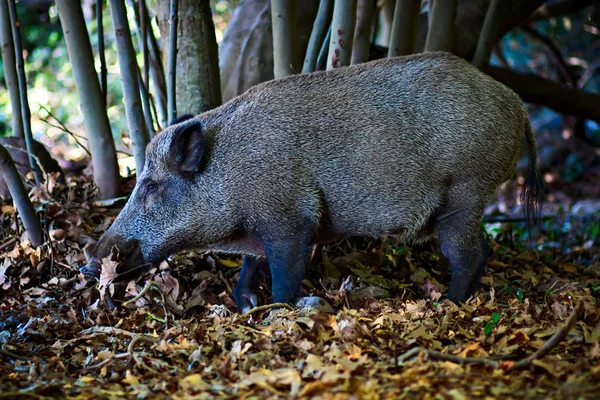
[510,299,584,370]
[241,302,295,318]
[1,344,29,361]
[397,346,500,368]
[127,333,159,371]
[397,299,585,371]
[79,326,136,338]
[123,280,170,329]
[0,237,17,251]
[84,352,129,370]
[218,269,235,295]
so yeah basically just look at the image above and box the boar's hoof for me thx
[295,296,334,313]
[236,293,258,314]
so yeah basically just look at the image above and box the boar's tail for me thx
[520,120,544,238]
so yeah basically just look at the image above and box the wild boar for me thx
[82,52,544,313]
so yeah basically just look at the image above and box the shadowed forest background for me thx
[0,0,599,398]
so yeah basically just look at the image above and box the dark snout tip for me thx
[80,263,100,278]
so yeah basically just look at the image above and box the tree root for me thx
[398,299,585,371]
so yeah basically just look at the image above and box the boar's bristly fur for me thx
[83,52,543,313]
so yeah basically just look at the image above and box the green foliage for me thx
[484,312,502,336]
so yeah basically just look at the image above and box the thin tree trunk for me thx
[0,144,44,247]
[316,24,332,71]
[0,0,22,138]
[195,0,222,111]
[97,0,107,105]
[271,0,298,78]
[388,0,421,57]
[377,0,395,47]
[327,0,357,70]
[351,0,375,64]
[8,0,41,185]
[167,0,178,121]
[132,0,167,128]
[302,0,332,73]
[472,0,504,69]
[424,0,456,52]
[128,0,156,136]
[138,66,155,136]
[109,0,150,174]
[56,0,120,199]
[427,0,434,26]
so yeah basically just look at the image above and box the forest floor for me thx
[0,169,599,399]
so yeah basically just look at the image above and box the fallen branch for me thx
[485,66,600,123]
[241,302,295,318]
[510,299,584,370]
[398,299,585,371]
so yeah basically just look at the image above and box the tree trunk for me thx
[0,0,22,138]
[8,0,41,184]
[167,0,178,122]
[303,0,332,73]
[377,0,395,47]
[271,0,298,78]
[388,0,421,57]
[56,0,120,199]
[109,0,150,174]
[155,0,222,116]
[424,0,456,52]
[327,0,357,70]
[351,0,375,64]
[0,144,44,247]
[472,0,504,69]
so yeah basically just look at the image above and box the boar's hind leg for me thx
[435,204,488,303]
[265,230,313,305]
[233,256,267,313]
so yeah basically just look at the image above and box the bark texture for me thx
[472,0,504,69]
[109,0,150,174]
[0,144,44,247]
[0,0,22,138]
[327,0,357,69]
[351,0,375,64]
[271,0,298,77]
[388,0,421,57]
[155,0,222,115]
[56,0,120,198]
[424,0,456,52]
[219,0,318,102]
[303,0,333,73]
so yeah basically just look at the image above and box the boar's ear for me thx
[170,121,208,173]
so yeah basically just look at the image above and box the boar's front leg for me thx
[435,204,489,303]
[233,256,267,313]
[264,229,313,305]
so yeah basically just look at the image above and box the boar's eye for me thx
[146,182,158,194]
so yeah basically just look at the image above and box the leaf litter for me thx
[0,173,598,399]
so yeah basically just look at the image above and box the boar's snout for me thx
[80,235,145,280]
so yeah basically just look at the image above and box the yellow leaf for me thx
[122,370,140,386]
[1,205,14,214]
[180,374,210,391]
[218,258,241,268]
